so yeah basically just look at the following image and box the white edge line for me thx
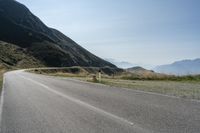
[0,74,6,131]
[18,74,150,133]
[18,75,133,125]
[67,78,200,103]
[30,72,200,103]
[57,77,200,103]
[20,70,200,103]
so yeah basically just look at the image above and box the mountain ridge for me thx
[154,58,200,75]
[0,0,115,68]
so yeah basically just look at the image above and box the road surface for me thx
[0,70,200,133]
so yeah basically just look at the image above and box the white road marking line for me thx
[0,74,6,131]
[18,75,150,132]
[28,71,200,103]
[19,75,133,124]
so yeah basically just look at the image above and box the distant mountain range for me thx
[105,58,136,68]
[154,58,200,75]
[0,0,115,68]
[105,58,155,70]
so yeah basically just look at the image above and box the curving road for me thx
[0,70,200,133]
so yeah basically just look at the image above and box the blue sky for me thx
[17,0,200,68]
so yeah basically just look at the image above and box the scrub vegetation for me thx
[0,65,6,92]
[0,41,44,68]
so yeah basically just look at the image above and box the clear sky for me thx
[17,0,200,68]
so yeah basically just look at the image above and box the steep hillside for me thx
[0,41,44,68]
[126,66,147,73]
[0,0,115,68]
[154,59,200,75]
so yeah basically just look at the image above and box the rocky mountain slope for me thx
[0,0,115,68]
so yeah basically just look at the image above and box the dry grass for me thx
[89,79,200,100]
[0,41,44,68]
[64,74,200,100]
[30,67,121,78]
[0,64,10,93]
[116,71,200,81]
[30,68,200,100]
[46,72,200,100]
[0,66,6,92]
[0,74,3,91]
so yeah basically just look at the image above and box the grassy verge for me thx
[0,74,3,90]
[86,79,200,100]
[42,73,200,100]
[0,71,4,93]
[116,69,200,82]
[0,65,8,93]
[30,68,200,100]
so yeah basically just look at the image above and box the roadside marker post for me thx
[98,69,102,82]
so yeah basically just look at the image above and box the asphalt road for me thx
[0,70,200,133]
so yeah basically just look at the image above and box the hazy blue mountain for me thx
[0,0,115,68]
[154,58,200,75]
[105,58,136,68]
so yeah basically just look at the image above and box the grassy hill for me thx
[122,66,171,80]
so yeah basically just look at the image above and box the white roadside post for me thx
[98,69,102,82]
